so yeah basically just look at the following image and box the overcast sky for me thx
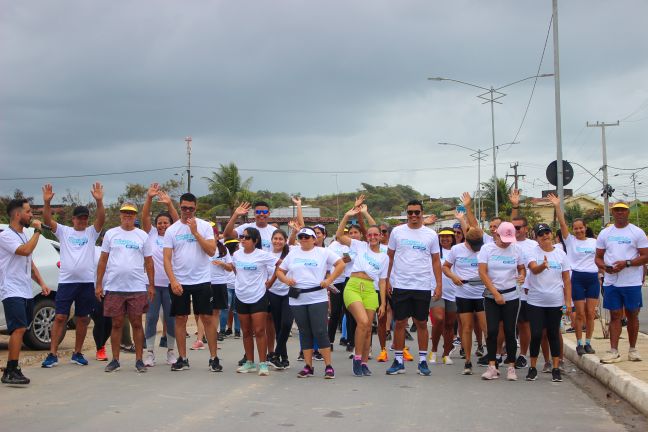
[1,0,647,207]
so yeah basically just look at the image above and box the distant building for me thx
[527,194,604,224]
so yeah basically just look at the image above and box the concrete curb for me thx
[564,338,648,417]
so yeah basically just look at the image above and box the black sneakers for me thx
[584,344,596,355]
[526,367,538,381]
[209,357,223,372]
[515,355,528,369]
[576,345,585,356]
[268,353,284,370]
[238,354,248,366]
[1,367,30,385]
[171,357,190,371]
[551,368,562,382]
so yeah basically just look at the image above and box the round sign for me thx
[546,160,574,186]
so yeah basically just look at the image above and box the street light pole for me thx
[429,74,553,220]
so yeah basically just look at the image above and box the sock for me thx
[354,355,361,361]
[7,359,18,370]
[395,350,403,364]
[585,339,591,346]
[419,351,426,362]
[577,339,583,346]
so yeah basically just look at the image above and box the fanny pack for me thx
[288,286,323,299]
[483,286,516,299]
[461,277,484,286]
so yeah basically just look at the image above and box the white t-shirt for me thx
[445,243,484,299]
[235,223,277,252]
[163,218,215,285]
[279,246,341,306]
[477,242,523,301]
[54,224,100,284]
[525,245,570,307]
[232,248,278,303]
[268,250,289,296]
[101,227,152,293]
[388,224,440,291]
[597,224,648,287]
[328,240,355,283]
[210,250,233,285]
[516,238,538,301]
[379,244,388,254]
[484,233,494,244]
[147,229,170,287]
[0,228,33,300]
[440,249,457,301]
[348,239,389,291]
[564,234,598,273]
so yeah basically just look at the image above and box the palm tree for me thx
[203,163,254,212]
[480,177,511,219]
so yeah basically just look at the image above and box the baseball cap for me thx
[611,202,629,209]
[534,223,552,236]
[439,228,455,236]
[73,206,90,217]
[298,227,317,238]
[496,221,517,243]
[119,203,138,213]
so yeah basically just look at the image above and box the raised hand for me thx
[455,210,466,221]
[291,196,302,206]
[186,217,198,234]
[91,182,104,201]
[234,202,251,217]
[358,204,368,214]
[157,191,171,205]
[423,214,437,225]
[509,188,520,207]
[547,193,560,207]
[147,183,160,199]
[288,218,302,231]
[354,194,366,208]
[461,192,472,207]
[345,207,361,217]
[42,184,55,203]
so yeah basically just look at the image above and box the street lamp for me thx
[429,73,553,217]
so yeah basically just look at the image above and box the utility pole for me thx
[630,172,642,225]
[185,136,192,193]
[506,162,526,191]
[586,121,619,225]
[553,0,565,211]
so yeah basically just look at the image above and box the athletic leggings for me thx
[528,304,562,359]
[269,292,294,358]
[291,301,330,351]
[145,286,176,351]
[327,280,346,343]
[91,298,112,350]
[484,297,519,362]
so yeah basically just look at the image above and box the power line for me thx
[0,166,185,181]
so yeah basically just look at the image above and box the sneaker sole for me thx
[41,363,58,368]
[136,368,147,373]
[600,357,622,364]
[324,375,335,379]
[418,371,431,376]
[552,378,563,382]
[71,360,88,366]
[190,347,205,350]
[386,369,406,375]
[258,372,270,376]
[171,367,190,371]
[526,376,537,381]
[463,370,473,375]
[104,367,120,373]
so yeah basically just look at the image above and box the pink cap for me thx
[496,221,517,243]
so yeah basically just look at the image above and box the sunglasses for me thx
[514,225,527,231]
[297,234,314,240]
[381,229,389,234]
[180,206,196,212]
[454,231,463,235]
[406,210,421,216]
[255,209,269,215]
[239,235,252,240]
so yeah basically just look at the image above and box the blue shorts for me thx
[602,285,643,312]
[571,271,600,301]
[2,297,34,333]
[55,282,95,316]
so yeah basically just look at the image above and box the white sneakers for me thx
[144,351,155,367]
[166,350,178,365]
[628,349,642,362]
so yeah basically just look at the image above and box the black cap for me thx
[73,206,90,217]
[534,223,552,236]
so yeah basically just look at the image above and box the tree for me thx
[118,183,148,208]
[480,177,511,219]
[203,162,254,213]
[564,203,584,224]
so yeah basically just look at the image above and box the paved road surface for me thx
[0,336,644,431]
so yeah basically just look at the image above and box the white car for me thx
[0,224,67,349]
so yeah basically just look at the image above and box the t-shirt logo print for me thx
[295,258,318,267]
[400,239,427,251]
[114,239,141,250]
[68,236,89,247]
[175,233,197,243]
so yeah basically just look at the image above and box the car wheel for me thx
[23,297,66,350]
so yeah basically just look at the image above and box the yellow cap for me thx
[611,202,629,209]
[119,204,138,212]
[209,221,216,227]
[439,229,455,236]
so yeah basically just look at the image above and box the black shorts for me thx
[170,282,213,316]
[455,297,485,314]
[392,288,431,322]
[211,284,228,310]
[1,297,34,333]
[235,292,269,315]
[517,300,529,323]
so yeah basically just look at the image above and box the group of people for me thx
[1,182,646,386]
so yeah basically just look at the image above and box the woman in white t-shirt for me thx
[443,227,487,375]
[141,186,179,367]
[525,223,572,382]
[232,227,279,376]
[478,221,526,381]
[335,206,388,377]
[276,227,345,379]
[429,228,458,366]
[548,194,599,356]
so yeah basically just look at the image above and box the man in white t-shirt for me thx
[41,182,105,368]
[96,203,154,373]
[0,199,50,385]
[386,199,442,376]
[595,202,648,363]
[223,201,277,251]
[163,193,218,372]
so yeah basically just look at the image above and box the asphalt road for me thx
[0,334,644,431]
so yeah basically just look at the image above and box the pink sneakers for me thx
[481,365,500,380]
[507,366,518,381]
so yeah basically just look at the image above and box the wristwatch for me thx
[34,228,42,234]
[626,260,632,268]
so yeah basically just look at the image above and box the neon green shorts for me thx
[343,277,379,311]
